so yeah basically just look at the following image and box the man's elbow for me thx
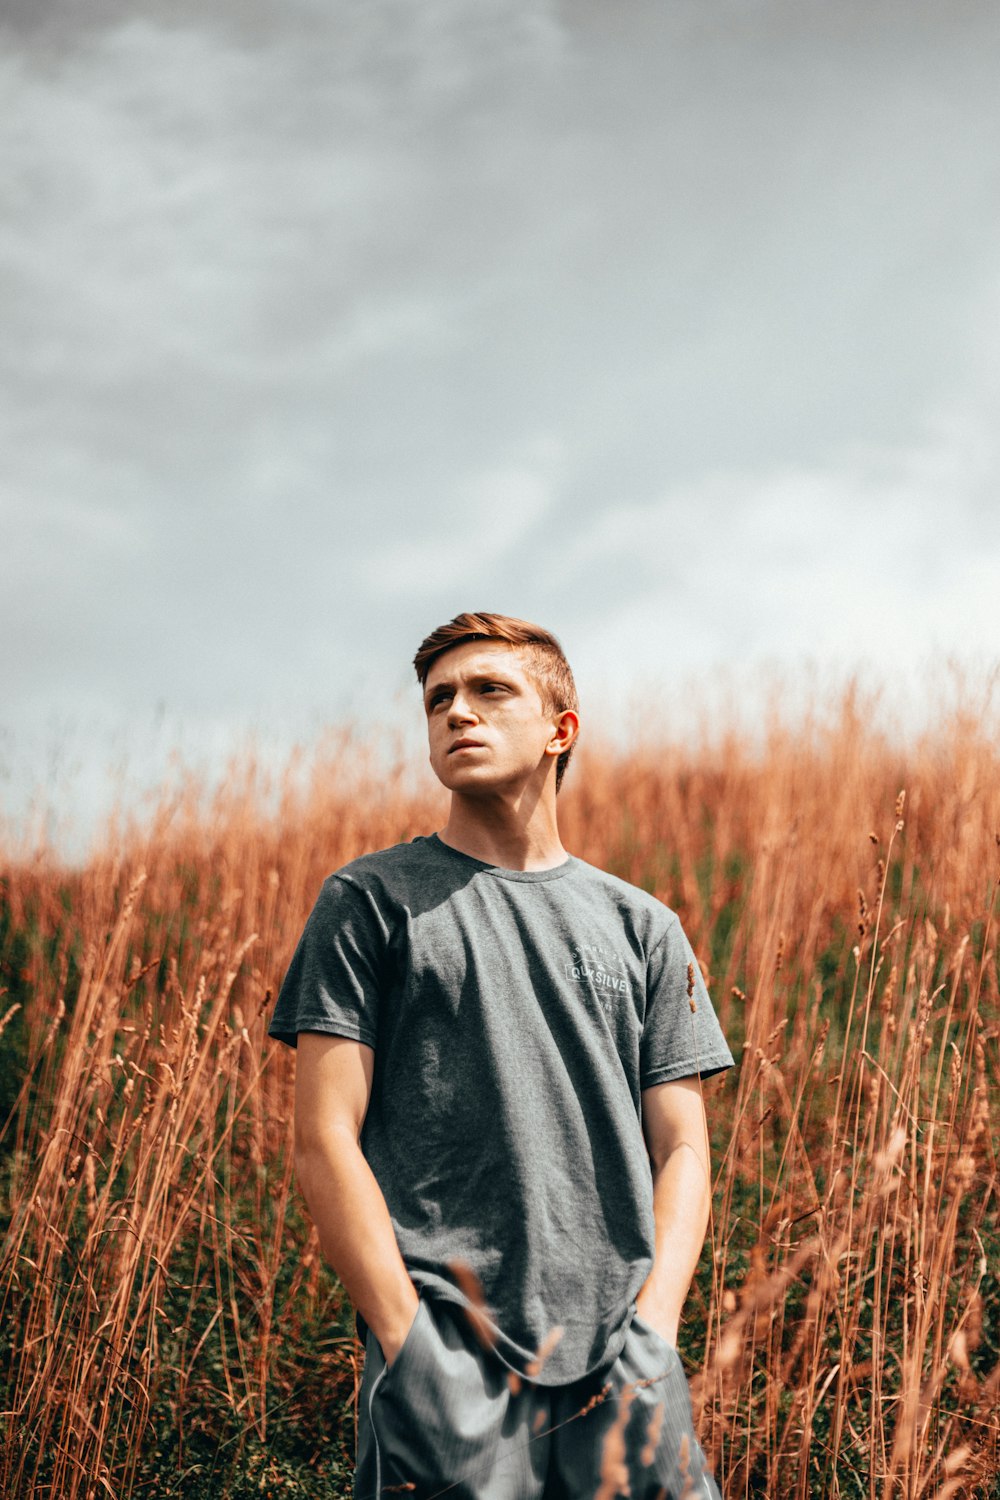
[650,1134,709,1180]
[293,1116,358,1185]
[652,1139,712,1224]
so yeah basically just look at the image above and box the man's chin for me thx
[439,772,494,796]
[437,767,512,799]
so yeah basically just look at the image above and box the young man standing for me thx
[269,612,733,1500]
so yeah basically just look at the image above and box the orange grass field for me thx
[1,683,998,1499]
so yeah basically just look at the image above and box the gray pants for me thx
[355,1298,721,1500]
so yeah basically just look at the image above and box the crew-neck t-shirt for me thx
[269,834,733,1385]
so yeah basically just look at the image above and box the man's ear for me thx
[547,709,579,757]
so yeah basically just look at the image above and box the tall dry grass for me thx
[1,689,998,1498]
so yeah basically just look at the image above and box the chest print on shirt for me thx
[565,943,632,1011]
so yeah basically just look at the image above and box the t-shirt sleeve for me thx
[267,875,386,1049]
[640,915,734,1088]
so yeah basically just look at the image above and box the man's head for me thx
[413,612,579,792]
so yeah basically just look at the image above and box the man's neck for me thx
[438,793,568,872]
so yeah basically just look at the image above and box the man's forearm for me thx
[635,1140,711,1346]
[295,1124,419,1362]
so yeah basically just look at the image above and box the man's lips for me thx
[449,740,485,753]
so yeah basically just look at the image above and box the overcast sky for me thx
[3,0,999,850]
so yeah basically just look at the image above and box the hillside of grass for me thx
[1,690,998,1497]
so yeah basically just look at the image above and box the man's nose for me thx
[447,694,477,726]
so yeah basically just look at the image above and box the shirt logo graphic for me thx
[565,944,631,1003]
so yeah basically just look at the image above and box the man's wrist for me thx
[370,1281,421,1366]
[634,1285,680,1346]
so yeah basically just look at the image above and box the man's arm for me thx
[635,1074,713,1346]
[293,1031,419,1363]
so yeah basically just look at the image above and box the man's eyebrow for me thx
[424,669,518,697]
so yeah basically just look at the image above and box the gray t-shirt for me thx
[269,834,733,1384]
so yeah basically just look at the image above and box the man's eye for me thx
[428,693,450,710]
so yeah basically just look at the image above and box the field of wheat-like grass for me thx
[1,687,998,1499]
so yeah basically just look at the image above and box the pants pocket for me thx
[369,1299,510,1500]
[607,1317,717,1499]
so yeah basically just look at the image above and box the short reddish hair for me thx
[413,611,579,790]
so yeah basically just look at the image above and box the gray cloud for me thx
[3,0,999,845]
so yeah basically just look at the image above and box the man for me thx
[269,612,733,1500]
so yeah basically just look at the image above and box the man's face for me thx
[423,640,565,797]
